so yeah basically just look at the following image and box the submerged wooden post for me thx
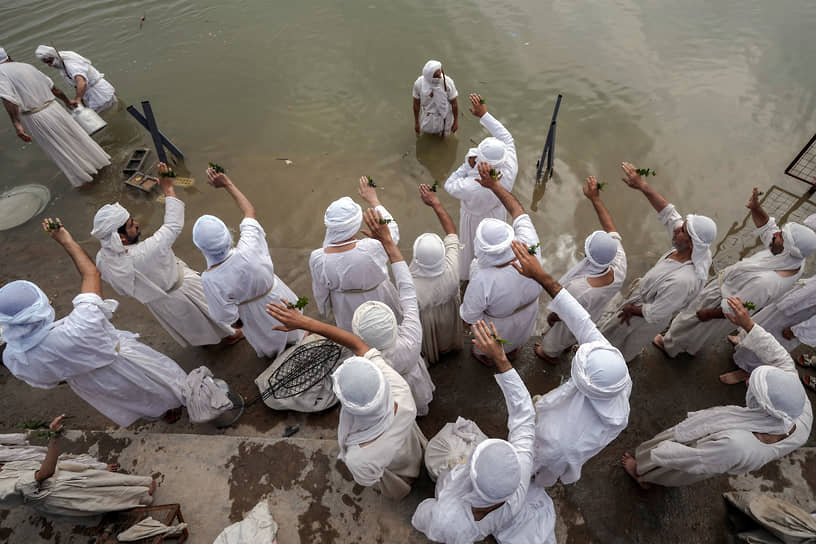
[536,94,563,182]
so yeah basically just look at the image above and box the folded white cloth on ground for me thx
[117,516,187,541]
[424,417,487,481]
[213,500,278,544]
[182,366,233,423]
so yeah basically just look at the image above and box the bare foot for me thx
[719,369,750,385]
[471,347,494,367]
[105,463,119,472]
[223,329,245,345]
[161,407,182,424]
[534,343,561,365]
[727,335,740,347]
[652,334,669,356]
[622,452,650,489]
[149,479,157,495]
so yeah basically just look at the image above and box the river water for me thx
[2,0,816,286]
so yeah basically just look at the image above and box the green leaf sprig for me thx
[287,296,310,310]
[160,169,177,178]
[208,162,226,173]
[757,191,764,196]
[479,98,486,104]
[635,167,656,177]
[17,419,48,430]
[489,168,500,179]
[492,334,511,346]
[597,181,608,191]
[46,220,62,232]
[431,180,439,192]
[378,218,392,225]
[367,176,376,188]
[743,301,757,311]
[528,242,540,255]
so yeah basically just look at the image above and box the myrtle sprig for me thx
[367,176,376,188]
[378,218,392,225]
[528,242,540,255]
[287,296,309,310]
[743,301,757,311]
[489,168,500,180]
[160,169,177,178]
[431,180,439,192]
[492,334,511,346]
[208,162,226,173]
[479,98,486,104]
[597,181,608,190]
[635,167,656,177]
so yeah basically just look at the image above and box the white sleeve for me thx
[791,313,816,346]
[650,434,740,475]
[138,197,184,254]
[445,76,458,100]
[412,78,422,99]
[391,262,423,373]
[460,277,486,324]
[738,323,797,374]
[443,163,480,200]
[657,204,684,240]
[309,250,332,318]
[548,289,607,345]
[495,369,535,470]
[512,214,540,247]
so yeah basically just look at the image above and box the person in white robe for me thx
[91,163,240,348]
[508,240,632,487]
[411,183,463,364]
[536,176,627,364]
[0,433,106,468]
[598,162,717,362]
[265,301,426,500]
[622,296,811,488]
[34,45,117,113]
[460,163,542,361]
[445,94,519,280]
[0,47,110,187]
[309,177,402,332]
[0,221,187,427]
[193,167,305,359]
[0,416,155,516]
[411,320,556,544]
[658,187,816,361]
[412,60,459,136]
[352,208,435,416]
[730,276,816,379]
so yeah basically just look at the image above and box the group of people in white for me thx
[1,54,815,543]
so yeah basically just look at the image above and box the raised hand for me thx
[419,184,441,207]
[746,187,762,210]
[724,296,753,331]
[468,93,487,118]
[583,176,601,200]
[471,320,507,366]
[42,217,73,245]
[206,167,232,189]
[360,208,393,245]
[620,162,646,190]
[48,414,66,433]
[510,240,544,281]
[476,162,501,188]
[267,299,311,332]
[357,176,381,207]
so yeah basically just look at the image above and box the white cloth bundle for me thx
[424,417,487,481]
[117,516,187,542]
[181,366,233,423]
[213,500,279,544]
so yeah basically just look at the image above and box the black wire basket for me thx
[263,339,343,400]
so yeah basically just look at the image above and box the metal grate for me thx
[263,339,342,400]
[785,133,816,186]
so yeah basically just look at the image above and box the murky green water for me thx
[3,0,816,284]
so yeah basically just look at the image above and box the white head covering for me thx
[193,215,233,268]
[782,222,816,259]
[674,365,805,442]
[332,357,395,457]
[684,214,717,284]
[410,233,446,277]
[476,137,508,171]
[323,197,362,248]
[465,439,521,508]
[804,214,816,231]
[474,218,515,267]
[34,46,91,69]
[422,60,443,86]
[558,231,619,285]
[352,301,398,354]
[0,281,55,361]
[91,203,129,254]
[0,47,8,63]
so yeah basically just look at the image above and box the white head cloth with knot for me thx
[0,281,55,363]
[685,214,717,285]
[410,233,447,278]
[323,197,362,248]
[558,231,620,286]
[672,364,806,443]
[193,215,233,268]
[421,60,443,88]
[352,301,398,357]
[474,218,515,268]
[465,439,521,508]
[332,356,394,459]
[34,46,94,74]
[475,137,508,173]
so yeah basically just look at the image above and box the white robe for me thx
[1,293,186,427]
[56,57,116,113]
[412,369,556,544]
[663,219,800,357]
[1,460,152,517]
[444,113,519,280]
[201,218,304,358]
[598,205,700,362]
[534,289,631,487]
[96,197,233,347]
[412,233,463,364]
[734,278,816,372]
[538,232,627,357]
[0,434,105,468]
[341,349,427,500]
[382,262,435,416]
[412,74,458,135]
[460,215,542,352]
[310,205,402,332]
[0,62,109,187]
[635,324,813,486]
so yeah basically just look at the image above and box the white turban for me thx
[782,222,816,259]
[465,439,521,508]
[422,60,442,86]
[0,47,8,63]
[474,218,515,267]
[352,302,398,353]
[673,365,805,443]
[410,233,446,277]
[571,342,631,424]
[685,214,717,284]
[559,231,619,286]
[323,197,362,248]
[193,215,233,268]
[332,357,394,455]
[476,137,508,171]
[34,45,91,69]
[0,281,55,359]
[91,203,130,254]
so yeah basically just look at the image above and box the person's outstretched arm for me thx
[3,98,30,142]
[620,162,669,213]
[266,301,369,356]
[475,162,524,220]
[206,168,256,219]
[358,176,400,243]
[584,176,617,233]
[419,184,456,235]
[746,187,770,228]
[43,219,102,296]
[35,414,65,483]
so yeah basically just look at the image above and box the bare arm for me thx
[266,301,370,356]
[476,163,524,220]
[620,162,669,213]
[584,176,617,232]
[419,184,456,235]
[50,86,71,107]
[43,219,102,296]
[413,98,421,133]
[206,169,256,219]
[74,75,87,104]
[450,97,459,133]
[35,415,65,484]
[510,240,562,298]
[3,98,31,142]
[746,187,769,228]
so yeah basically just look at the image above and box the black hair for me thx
[117,221,128,236]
